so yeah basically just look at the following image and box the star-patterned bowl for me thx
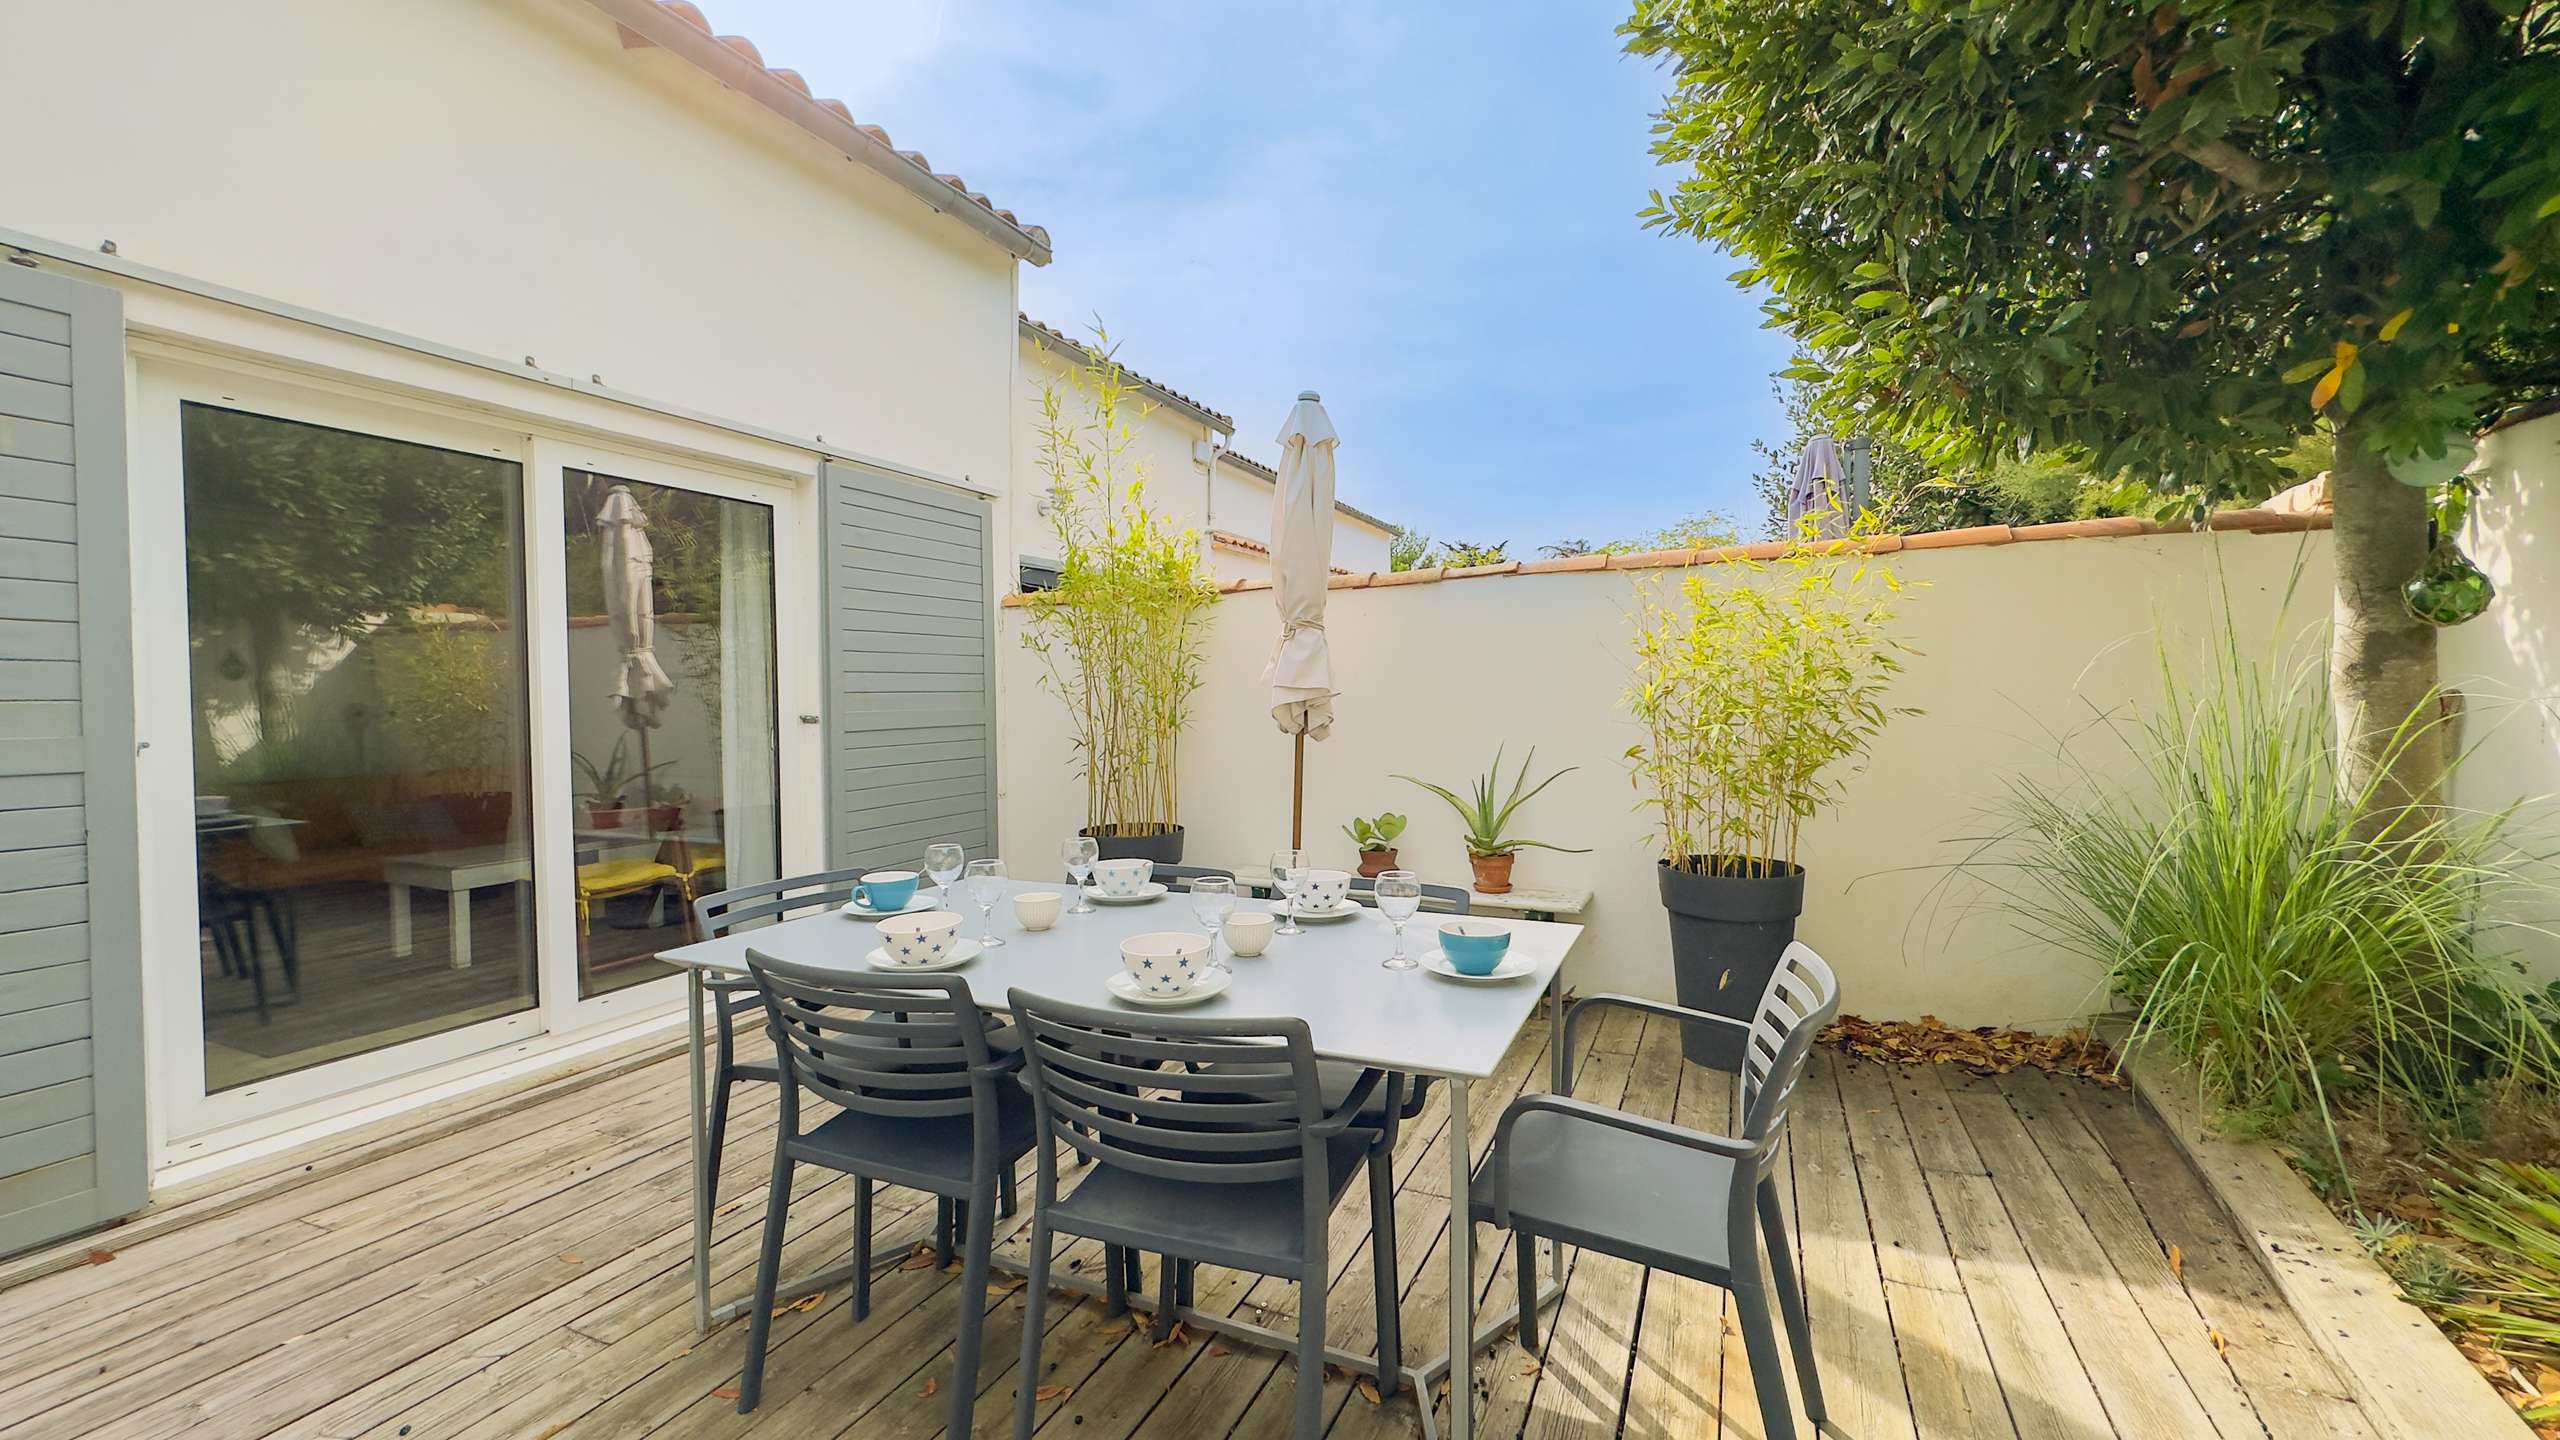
[1119,930,1213,997]
[877,910,963,967]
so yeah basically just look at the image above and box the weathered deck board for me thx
[0,1027,2408,1440]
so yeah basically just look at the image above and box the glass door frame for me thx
[133,358,817,1150]
[523,436,800,1035]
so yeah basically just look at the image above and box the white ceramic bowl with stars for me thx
[876,910,963,968]
[1119,931,1213,997]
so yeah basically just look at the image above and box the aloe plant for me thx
[1395,748,1590,858]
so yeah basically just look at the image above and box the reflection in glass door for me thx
[181,404,539,1092]
[560,469,780,998]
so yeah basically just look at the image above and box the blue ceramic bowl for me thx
[1436,922,1513,976]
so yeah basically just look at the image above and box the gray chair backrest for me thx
[1007,989,1329,1186]
[1737,942,1840,1146]
[693,865,874,937]
[1345,877,1472,914]
[747,951,1000,1125]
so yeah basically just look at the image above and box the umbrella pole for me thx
[1290,722,1306,851]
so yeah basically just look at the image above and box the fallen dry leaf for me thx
[920,1376,940,1399]
[712,1385,741,1401]
[558,1254,582,1265]
[1153,1321,1194,1350]
[770,1290,825,1318]
[900,1245,939,1272]
[1035,1384,1074,1403]
[1323,1363,1350,1382]
[2207,1329,2228,1357]
[1819,1015,2124,1086]
[1720,1313,1738,1336]
[2167,1244,2183,1279]
[1357,1378,1383,1405]
[82,1249,115,1266]
[1208,1344,1233,1358]
[1521,1357,1543,1378]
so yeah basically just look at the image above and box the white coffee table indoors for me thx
[656,876,1582,1440]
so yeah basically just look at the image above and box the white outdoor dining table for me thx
[654,876,1583,1440]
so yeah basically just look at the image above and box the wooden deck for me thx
[0,1012,2387,1440]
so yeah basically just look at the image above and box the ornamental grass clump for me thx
[1990,599,2560,1138]
[1019,334,1217,840]
[1622,538,1914,876]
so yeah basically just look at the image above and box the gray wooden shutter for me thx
[0,265,145,1254]
[819,461,997,872]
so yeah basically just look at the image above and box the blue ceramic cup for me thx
[1436,921,1513,976]
[854,870,920,912]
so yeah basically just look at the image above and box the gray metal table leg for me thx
[1446,1076,1473,1440]
[688,967,712,1335]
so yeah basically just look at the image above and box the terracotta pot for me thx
[646,803,684,833]
[587,805,627,830]
[1469,852,1515,893]
[1355,849,1398,878]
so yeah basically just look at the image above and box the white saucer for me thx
[1084,883,1170,905]
[1105,968,1232,1007]
[1419,949,1535,983]
[1288,899,1364,922]
[863,938,983,973]
[839,894,939,920]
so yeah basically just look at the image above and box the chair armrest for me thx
[1484,1092,1763,1227]
[1309,1066,1389,1137]
[1560,993,1755,1089]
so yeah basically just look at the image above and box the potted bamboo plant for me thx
[1623,542,1912,1065]
[1396,749,1587,894]
[1341,811,1407,877]
[1020,332,1218,863]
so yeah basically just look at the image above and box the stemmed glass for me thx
[924,842,965,911]
[1375,870,1422,971]
[1268,848,1307,936]
[1063,836,1100,914]
[1190,876,1238,978]
[963,858,1008,949]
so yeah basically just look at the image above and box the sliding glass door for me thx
[147,365,808,1144]
[557,467,779,1002]
[181,404,540,1094]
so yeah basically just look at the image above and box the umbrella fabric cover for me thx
[1263,395,1339,739]
[597,485,675,731]
[1787,436,1849,538]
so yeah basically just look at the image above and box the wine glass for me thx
[1268,848,1306,936]
[923,842,965,909]
[963,858,1008,948]
[1375,871,1422,971]
[1190,876,1238,977]
[1062,836,1100,914]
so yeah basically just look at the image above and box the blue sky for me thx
[704,2,1793,548]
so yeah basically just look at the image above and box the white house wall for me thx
[0,0,1017,504]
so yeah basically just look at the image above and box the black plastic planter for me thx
[1084,824,1186,865]
[1658,857,1806,1067]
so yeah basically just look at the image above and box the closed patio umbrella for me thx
[1264,391,1339,848]
[1787,436,1849,538]
[597,484,675,811]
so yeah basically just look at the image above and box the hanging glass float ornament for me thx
[2402,478,2493,628]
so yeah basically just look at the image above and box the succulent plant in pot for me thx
[1341,811,1408,878]
[1395,748,1587,894]
[1622,542,1912,1065]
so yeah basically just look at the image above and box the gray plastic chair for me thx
[1006,989,1405,1440]
[691,866,878,1217]
[736,955,1034,1438]
[1344,876,1473,914]
[1467,942,1838,1440]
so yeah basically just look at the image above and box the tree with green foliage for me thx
[1626,0,2560,829]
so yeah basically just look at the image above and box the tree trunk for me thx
[2328,419,2444,835]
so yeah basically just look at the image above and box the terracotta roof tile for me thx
[1001,510,2329,608]
[1900,524,2016,551]
[1020,315,1233,431]
[618,2,1051,262]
